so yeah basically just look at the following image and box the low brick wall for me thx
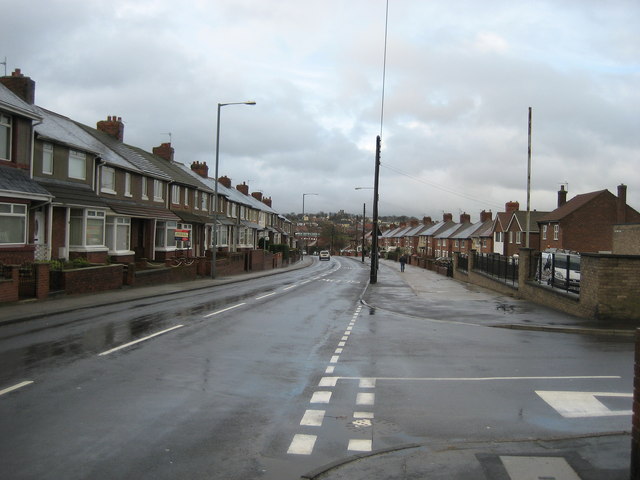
[62,264,123,295]
[0,266,19,303]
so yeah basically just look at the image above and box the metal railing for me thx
[473,252,518,286]
[534,252,580,294]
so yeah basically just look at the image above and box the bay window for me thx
[69,208,105,247]
[105,216,131,253]
[155,221,177,249]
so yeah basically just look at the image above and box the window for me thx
[201,193,208,211]
[175,223,192,249]
[101,166,116,193]
[69,208,105,247]
[194,191,199,210]
[42,143,53,174]
[172,185,180,204]
[69,150,86,180]
[0,114,11,160]
[124,172,131,197]
[509,231,514,243]
[454,240,459,247]
[516,231,522,244]
[542,225,547,240]
[482,238,487,247]
[106,216,131,252]
[494,232,502,243]
[184,188,189,206]
[153,180,164,202]
[0,203,27,244]
[141,177,148,199]
[155,221,177,249]
[214,224,228,246]
[553,225,559,240]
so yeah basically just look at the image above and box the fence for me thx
[532,252,581,294]
[472,252,518,286]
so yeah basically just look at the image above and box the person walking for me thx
[399,254,407,272]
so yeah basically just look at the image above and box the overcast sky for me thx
[2,0,638,220]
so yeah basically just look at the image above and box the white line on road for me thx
[0,380,34,397]
[283,285,297,290]
[287,434,317,455]
[203,303,246,317]
[255,292,277,300]
[348,439,372,452]
[310,391,332,403]
[356,392,375,405]
[300,409,325,426]
[98,325,184,356]
[337,375,621,382]
[330,355,340,363]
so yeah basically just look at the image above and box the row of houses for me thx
[0,69,294,267]
[378,183,640,258]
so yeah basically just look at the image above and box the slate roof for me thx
[37,177,106,208]
[509,210,551,233]
[538,190,607,222]
[102,198,180,221]
[434,222,462,239]
[0,83,41,120]
[0,165,52,199]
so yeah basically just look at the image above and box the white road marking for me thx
[356,392,375,405]
[300,409,325,426]
[346,326,353,331]
[255,292,277,300]
[338,341,346,347]
[310,391,332,403]
[98,325,184,356]
[348,439,372,452]
[283,285,297,290]
[203,303,246,317]
[354,411,375,419]
[319,377,339,387]
[359,378,376,388]
[536,390,632,418]
[501,455,581,480]
[0,380,34,397]
[335,348,343,354]
[287,434,317,455]
[341,336,348,341]
[330,355,340,363]
[344,331,351,336]
[337,375,620,382]
[325,366,335,374]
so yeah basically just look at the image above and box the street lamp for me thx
[211,101,256,278]
[301,193,318,256]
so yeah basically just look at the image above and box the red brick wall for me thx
[0,267,19,303]
[0,245,35,264]
[62,265,123,295]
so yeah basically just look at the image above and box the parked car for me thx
[319,250,330,261]
[538,251,581,291]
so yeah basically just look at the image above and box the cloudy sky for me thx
[2,0,638,220]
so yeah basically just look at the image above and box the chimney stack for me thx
[190,161,209,178]
[153,142,174,162]
[558,185,568,208]
[480,210,493,222]
[251,191,263,202]
[460,212,471,224]
[236,182,249,196]
[410,219,419,227]
[97,116,125,141]
[217,176,232,188]
[0,68,36,104]
[617,183,627,224]
[505,201,520,214]
[262,197,272,207]
[423,216,433,225]
[443,213,453,222]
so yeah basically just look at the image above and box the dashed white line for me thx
[354,411,375,419]
[359,378,376,388]
[325,366,335,374]
[310,391,332,403]
[255,292,277,300]
[338,341,346,347]
[0,380,34,397]
[335,348,343,354]
[348,439,372,452]
[300,409,325,426]
[287,434,317,455]
[283,285,297,291]
[98,325,184,356]
[203,303,246,317]
[356,392,375,405]
[330,355,340,363]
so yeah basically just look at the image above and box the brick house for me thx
[537,184,640,253]
[0,71,53,265]
[491,201,520,255]
[503,210,550,257]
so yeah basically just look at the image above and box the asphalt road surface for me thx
[0,256,633,479]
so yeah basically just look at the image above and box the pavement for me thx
[0,255,635,479]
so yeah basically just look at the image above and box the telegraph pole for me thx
[370,135,381,284]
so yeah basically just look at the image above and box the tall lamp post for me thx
[211,101,256,278]
[301,193,318,256]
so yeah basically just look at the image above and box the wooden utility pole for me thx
[526,107,532,248]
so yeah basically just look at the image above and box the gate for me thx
[18,263,36,299]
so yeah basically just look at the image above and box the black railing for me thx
[473,252,518,286]
[458,254,468,272]
[534,252,580,294]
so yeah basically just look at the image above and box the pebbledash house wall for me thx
[453,249,640,323]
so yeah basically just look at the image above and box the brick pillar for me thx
[35,263,50,300]
[518,248,533,285]
[631,328,640,479]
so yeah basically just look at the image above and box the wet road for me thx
[0,257,633,479]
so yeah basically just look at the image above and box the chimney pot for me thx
[0,68,36,104]
[617,183,627,224]
[96,116,125,141]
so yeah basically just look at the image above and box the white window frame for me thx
[69,208,106,249]
[542,225,547,240]
[124,172,132,197]
[172,184,180,205]
[155,220,177,250]
[516,231,522,244]
[553,224,559,240]
[215,224,229,246]
[0,113,11,161]
[101,166,116,194]
[0,202,27,245]
[141,177,148,200]
[105,216,132,254]
[153,179,164,202]
[509,231,514,243]
[69,150,87,180]
[201,193,208,212]
[42,142,54,175]
[184,188,189,207]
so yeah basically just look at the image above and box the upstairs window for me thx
[553,225,559,240]
[0,113,11,161]
[42,143,54,174]
[153,179,164,202]
[542,225,548,240]
[101,166,116,193]
[141,177,148,199]
[516,231,522,244]
[171,184,180,205]
[124,172,131,197]
[69,150,86,180]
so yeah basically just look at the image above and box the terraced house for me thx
[0,68,293,276]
